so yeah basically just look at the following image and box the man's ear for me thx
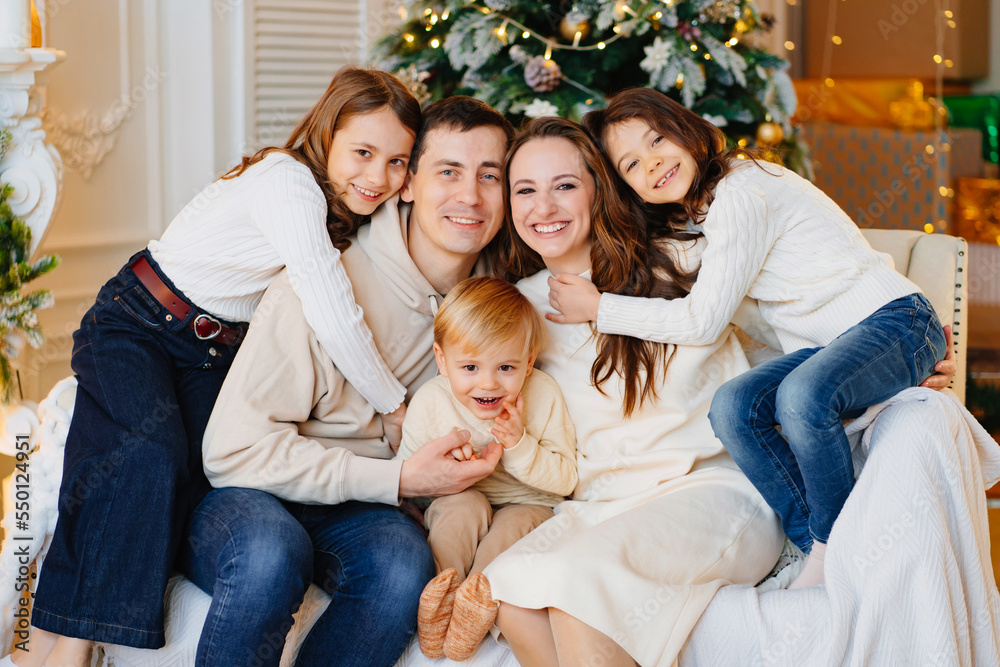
[400,170,415,203]
[433,342,448,376]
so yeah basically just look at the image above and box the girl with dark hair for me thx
[469,117,784,666]
[9,66,420,667]
[544,86,949,590]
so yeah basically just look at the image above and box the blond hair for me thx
[434,277,545,359]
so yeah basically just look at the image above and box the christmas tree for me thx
[377,0,811,176]
[0,129,60,402]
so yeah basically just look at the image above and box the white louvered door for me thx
[247,0,366,150]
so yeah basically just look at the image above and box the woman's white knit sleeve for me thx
[251,163,406,414]
[596,187,775,346]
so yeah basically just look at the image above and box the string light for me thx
[783,40,794,50]
[430,38,440,48]
[404,33,414,43]
[831,35,842,44]
[544,42,553,60]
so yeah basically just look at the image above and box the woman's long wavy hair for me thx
[497,117,698,417]
[583,87,754,233]
[222,66,421,250]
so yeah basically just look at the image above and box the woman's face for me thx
[604,118,696,206]
[508,137,596,275]
[326,106,414,216]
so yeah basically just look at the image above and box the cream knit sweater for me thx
[396,372,577,507]
[597,161,920,352]
[203,200,488,506]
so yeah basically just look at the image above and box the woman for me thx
[10,67,420,667]
[480,117,784,666]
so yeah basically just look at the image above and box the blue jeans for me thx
[180,488,435,667]
[708,293,946,552]
[31,250,245,648]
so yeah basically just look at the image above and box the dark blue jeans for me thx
[709,293,946,552]
[31,249,245,648]
[179,488,435,667]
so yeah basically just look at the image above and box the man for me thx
[180,97,515,667]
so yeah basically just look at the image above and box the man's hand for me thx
[546,274,600,324]
[398,430,502,498]
[491,394,525,448]
[382,403,407,454]
[920,325,957,391]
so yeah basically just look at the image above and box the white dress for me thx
[483,268,784,667]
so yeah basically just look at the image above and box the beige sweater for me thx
[396,372,578,507]
[202,200,487,506]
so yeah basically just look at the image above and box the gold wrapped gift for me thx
[954,178,1000,245]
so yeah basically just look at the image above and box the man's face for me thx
[401,125,508,260]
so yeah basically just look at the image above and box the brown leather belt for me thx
[130,256,246,346]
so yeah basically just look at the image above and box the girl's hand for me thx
[383,403,407,454]
[491,394,525,448]
[546,274,600,324]
[921,325,956,391]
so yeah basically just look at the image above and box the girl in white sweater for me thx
[13,67,419,667]
[547,87,949,589]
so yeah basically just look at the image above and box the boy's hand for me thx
[399,430,502,498]
[546,273,600,324]
[450,443,479,461]
[383,403,407,454]
[492,394,525,448]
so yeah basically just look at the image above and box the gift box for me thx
[801,122,986,232]
[794,79,971,128]
[803,0,990,80]
[955,177,1000,245]
[944,96,1000,164]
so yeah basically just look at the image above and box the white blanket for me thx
[680,388,1000,666]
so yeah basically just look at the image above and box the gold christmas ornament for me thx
[756,122,784,147]
[559,16,590,41]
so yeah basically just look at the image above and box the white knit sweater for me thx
[148,152,405,413]
[597,161,921,352]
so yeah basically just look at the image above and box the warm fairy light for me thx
[945,10,954,17]
[430,38,441,48]
[939,186,949,196]
[441,10,449,20]
[654,11,663,19]
[948,20,956,28]
[423,7,432,15]
[544,43,553,60]
[704,53,711,60]
[613,25,622,33]
[598,41,606,49]
[497,21,507,36]
[737,138,748,147]
[933,54,943,63]
[832,35,842,44]
[945,59,954,67]
[425,23,432,31]
[522,30,530,38]
[690,43,698,51]
[404,33,414,43]
[736,152,747,159]
[480,6,490,13]
[620,4,637,17]
[430,13,438,24]
[398,6,408,20]
[784,40,794,50]
[824,77,835,87]
[924,223,935,233]
[926,145,935,154]
[573,30,583,46]
[942,142,952,151]
[676,73,684,86]
[947,188,955,197]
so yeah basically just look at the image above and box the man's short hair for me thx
[409,96,515,173]
[434,277,545,360]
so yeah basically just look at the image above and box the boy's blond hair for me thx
[434,277,545,359]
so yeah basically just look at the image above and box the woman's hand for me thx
[920,325,957,391]
[492,394,525,448]
[383,403,407,454]
[546,274,601,324]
